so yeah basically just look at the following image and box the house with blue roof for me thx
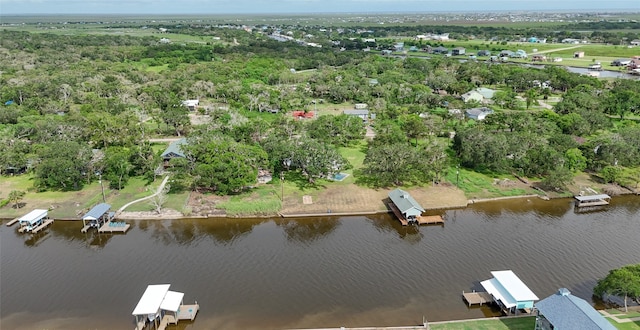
[535,288,616,330]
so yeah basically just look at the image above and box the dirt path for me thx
[535,45,582,54]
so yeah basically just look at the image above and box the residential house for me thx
[161,138,188,166]
[480,270,539,314]
[343,109,375,123]
[461,90,484,103]
[466,107,494,120]
[562,38,580,44]
[628,58,640,70]
[475,87,496,100]
[630,39,640,46]
[477,50,491,56]
[432,46,449,54]
[452,47,466,55]
[513,50,528,58]
[181,99,199,111]
[381,49,393,56]
[409,46,419,52]
[574,51,585,58]
[611,58,631,66]
[394,42,405,51]
[535,288,616,330]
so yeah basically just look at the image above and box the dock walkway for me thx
[462,291,494,306]
[6,218,19,226]
[177,303,199,321]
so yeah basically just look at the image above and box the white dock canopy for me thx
[132,284,170,316]
[481,270,539,309]
[18,209,48,225]
[160,291,184,313]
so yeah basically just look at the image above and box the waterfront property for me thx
[15,209,53,234]
[132,284,199,330]
[80,203,114,233]
[535,288,615,330]
[480,270,539,315]
[574,194,611,208]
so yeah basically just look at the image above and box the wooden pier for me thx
[416,215,444,225]
[98,220,130,233]
[6,218,19,226]
[462,291,494,306]
[177,303,199,321]
[389,202,410,226]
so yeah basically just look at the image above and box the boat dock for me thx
[133,284,199,330]
[574,194,611,208]
[416,215,444,225]
[98,220,130,233]
[6,217,19,226]
[16,209,52,234]
[462,291,494,306]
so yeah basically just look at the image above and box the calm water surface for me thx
[1,196,639,329]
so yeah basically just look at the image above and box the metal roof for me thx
[536,288,616,330]
[161,138,187,159]
[160,291,184,313]
[132,284,170,316]
[481,270,538,308]
[18,209,48,225]
[82,203,111,221]
[388,189,425,214]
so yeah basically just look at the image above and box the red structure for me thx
[291,111,315,120]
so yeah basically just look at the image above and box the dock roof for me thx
[481,270,538,308]
[160,291,185,313]
[388,189,425,214]
[536,288,616,330]
[18,209,48,225]
[574,194,610,202]
[132,284,170,316]
[82,203,111,221]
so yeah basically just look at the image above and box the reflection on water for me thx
[1,196,639,330]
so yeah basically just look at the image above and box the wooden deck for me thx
[177,303,199,321]
[575,200,610,207]
[462,291,494,306]
[29,219,54,234]
[157,314,177,330]
[80,224,92,233]
[416,215,444,225]
[98,221,130,233]
[6,218,19,226]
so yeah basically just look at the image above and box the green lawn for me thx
[443,167,538,199]
[608,319,640,330]
[430,316,535,330]
[216,185,281,216]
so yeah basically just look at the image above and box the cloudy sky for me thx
[0,0,637,15]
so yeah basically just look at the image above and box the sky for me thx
[0,0,638,15]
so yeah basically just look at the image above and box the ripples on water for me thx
[1,196,639,329]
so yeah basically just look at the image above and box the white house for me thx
[461,91,484,103]
[466,107,494,120]
[181,99,199,111]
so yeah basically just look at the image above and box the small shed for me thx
[481,270,539,313]
[452,47,466,55]
[388,189,425,222]
[574,51,585,58]
[181,99,199,111]
[535,288,616,330]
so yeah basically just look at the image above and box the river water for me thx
[1,196,639,330]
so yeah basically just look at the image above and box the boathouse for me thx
[480,270,539,314]
[535,288,615,330]
[81,203,113,232]
[17,209,53,234]
[388,189,425,225]
[132,284,199,330]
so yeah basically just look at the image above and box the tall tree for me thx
[594,264,640,312]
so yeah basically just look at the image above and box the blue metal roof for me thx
[83,203,111,221]
[161,138,187,159]
[388,189,425,215]
[535,288,616,330]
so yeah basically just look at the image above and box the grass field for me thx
[430,316,535,330]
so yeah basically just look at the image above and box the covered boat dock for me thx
[387,189,443,226]
[132,284,199,330]
[574,194,611,208]
[16,209,53,234]
[81,203,114,232]
[480,270,539,315]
